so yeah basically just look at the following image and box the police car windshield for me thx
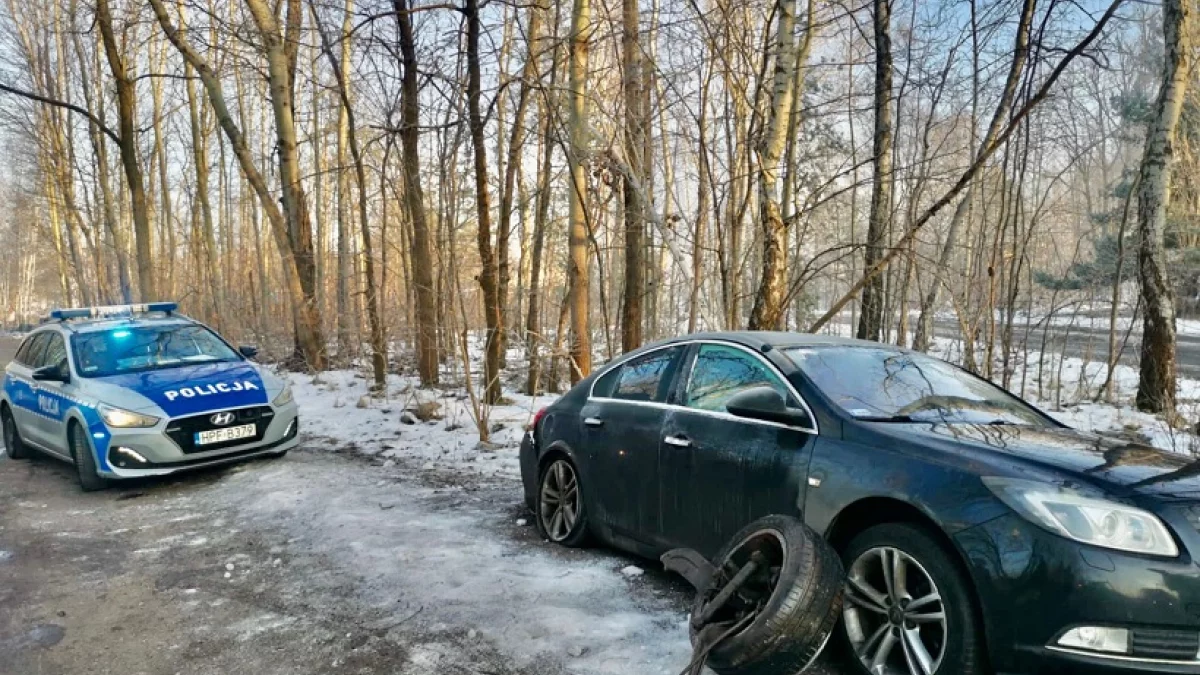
[71,324,242,378]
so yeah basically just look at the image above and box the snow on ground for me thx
[226,457,696,675]
[287,365,558,480]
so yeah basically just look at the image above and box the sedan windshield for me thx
[784,345,1050,426]
[72,324,242,378]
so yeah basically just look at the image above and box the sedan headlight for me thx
[273,384,294,407]
[98,404,160,429]
[983,477,1179,557]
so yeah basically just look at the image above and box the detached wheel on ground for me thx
[688,514,844,675]
[2,407,29,459]
[535,456,589,547]
[69,421,109,492]
[841,523,985,675]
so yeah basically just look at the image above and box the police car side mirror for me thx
[32,364,68,383]
[238,345,259,359]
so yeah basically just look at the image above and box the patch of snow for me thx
[228,460,693,675]
[620,565,645,578]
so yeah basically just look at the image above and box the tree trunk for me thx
[96,0,156,301]
[335,0,354,357]
[464,0,504,404]
[748,0,814,330]
[566,0,593,381]
[150,0,326,369]
[1135,0,1190,415]
[621,0,647,349]
[180,6,221,328]
[310,0,387,389]
[75,15,131,303]
[525,36,558,395]
[393,0,440,386]
[855,0,893,342]
[243,0,326,369]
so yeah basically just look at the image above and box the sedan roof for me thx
[658,330,897,352]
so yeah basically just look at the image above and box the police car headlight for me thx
[273,384,294,407]
[99,404,160,429]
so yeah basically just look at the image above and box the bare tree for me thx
[566,0,593,381]
[855,0,893,342]
[1135,0,1191,415]
[392,0,441,387]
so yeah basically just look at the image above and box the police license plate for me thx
[194,423,256,446]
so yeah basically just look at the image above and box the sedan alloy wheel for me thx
[539,459,581,542]
[844,546,947,675]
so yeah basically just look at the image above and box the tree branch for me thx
[807,0,1128,334]
[0,82,121,144]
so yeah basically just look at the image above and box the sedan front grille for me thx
[165,406,274,454]
[1130,628,1200,661]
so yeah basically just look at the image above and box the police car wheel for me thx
[2,408,29,460]
[69,422,109,492]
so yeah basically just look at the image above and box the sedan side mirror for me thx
[239,345,259,359]
[32,363,68,383]
[726,386,812,429]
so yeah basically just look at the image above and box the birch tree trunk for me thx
[1135,0,1190,415]
[748,0,814,330]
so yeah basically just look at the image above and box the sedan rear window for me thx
[593,346,681,403]
[784,346,1049,426]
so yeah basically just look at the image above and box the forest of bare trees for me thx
[0,0,1195,418]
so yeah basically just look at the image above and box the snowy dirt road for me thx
[0,442,845,675]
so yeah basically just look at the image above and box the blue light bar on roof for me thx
[48,302,178,321]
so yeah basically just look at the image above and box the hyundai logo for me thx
[210,412,236,426]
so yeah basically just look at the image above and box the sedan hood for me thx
[89,361,270,417]
[896,423,1200,501]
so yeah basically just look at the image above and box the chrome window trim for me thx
[586,339,819,435]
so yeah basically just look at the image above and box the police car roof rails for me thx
[46,302,179,323]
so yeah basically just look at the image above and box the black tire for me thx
[690,514,844,675]
[69,421,109,492]
[3,407,29,460]
[840,523,985,675]
[534,455,590,547]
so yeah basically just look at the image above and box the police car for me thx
[0,303,299,490]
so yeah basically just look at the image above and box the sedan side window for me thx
[612,347,680,402]
[686,344,793,412]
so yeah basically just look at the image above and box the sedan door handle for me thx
[584,417,604,427]
[664,435,691,448]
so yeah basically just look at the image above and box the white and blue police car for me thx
[1,303,299,490]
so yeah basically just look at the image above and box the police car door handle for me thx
[584,417,604,428]
[664,434,691,448]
